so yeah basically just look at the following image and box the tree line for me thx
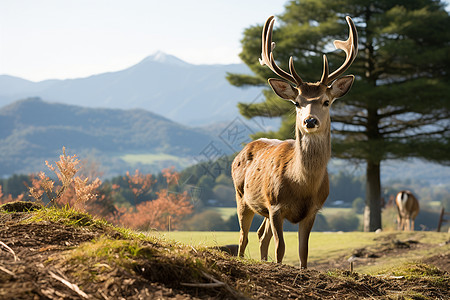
[1,147,448,232]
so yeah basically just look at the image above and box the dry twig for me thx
[49,270,89,299]
[0,265,16,277]
[0,241,19,261]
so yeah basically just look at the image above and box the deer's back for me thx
[396,191,419,218]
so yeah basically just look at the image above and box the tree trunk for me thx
[363,160,382,232]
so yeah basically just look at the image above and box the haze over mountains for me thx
[0,98,233,177]
[0,51,262,126]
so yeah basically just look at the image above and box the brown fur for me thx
[232,77,354,269]
[395,190,420,231]
[232,15,357,269]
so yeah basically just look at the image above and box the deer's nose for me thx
[304,117,318,129]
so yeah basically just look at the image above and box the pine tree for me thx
[228,0,450,231]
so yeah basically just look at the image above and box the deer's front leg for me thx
[269,208,285,263]
[298,214,316,269]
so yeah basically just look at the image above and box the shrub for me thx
[183,210,227,231]
[352,197,365,214]
[327,212,360,231]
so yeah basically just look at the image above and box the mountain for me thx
[0,97,227,177]
[0,52,262,126]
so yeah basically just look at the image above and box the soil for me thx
[0,204,449,299]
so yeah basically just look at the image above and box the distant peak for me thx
[140,51,190,67]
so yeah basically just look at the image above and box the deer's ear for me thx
[329,75,354,99]
[268,79,299,101]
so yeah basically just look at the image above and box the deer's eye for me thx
[323,100,330,107]
[294,102,300,107]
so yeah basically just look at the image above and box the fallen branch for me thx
[49,270,89,299]
[180,282,225,288]
[0,265,16,277]
[181,271,242,298]
[0,241,19,261]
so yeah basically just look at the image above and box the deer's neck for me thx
[291,126,331,185]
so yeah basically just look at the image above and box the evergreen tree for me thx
[228,0,450,231]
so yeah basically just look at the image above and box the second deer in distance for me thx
[395,190,420,231]
[232,15,358,268]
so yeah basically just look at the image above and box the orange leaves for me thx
[124,170,155,203]
[5,147,192,231]
[114,168,192,231]
[27,147,102,211]
[0,185,24,205]
[115,190,192,231]
[162,166,179,186]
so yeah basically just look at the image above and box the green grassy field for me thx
[211,206,362,222]
[120,153,190,167]
[154,231,377,266]
[150,230,449,273]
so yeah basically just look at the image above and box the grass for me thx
[120,153,190,166]
[211,207,237,220]
[23,205,109,228]
[152,231,378,266]
[7,204,449,278]
[153,230,450,270]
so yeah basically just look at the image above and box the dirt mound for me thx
[0,208,449,299]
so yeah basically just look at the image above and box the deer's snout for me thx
[304,117,319,129]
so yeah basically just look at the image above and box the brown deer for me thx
[395,190,420,231]
[231,15,358,268]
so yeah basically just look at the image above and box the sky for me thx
[0,0,287,82]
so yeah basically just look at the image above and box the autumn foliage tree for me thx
[3,147,192,231]
[27,147,101,211]
[112,168,192,231]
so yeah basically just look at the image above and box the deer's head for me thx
[260,16,358,135]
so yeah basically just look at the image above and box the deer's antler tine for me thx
[259,16,275,66]
[322,16,358,84]
[289,56,303,86]
[320,55,329,84]
[260,16,302,86]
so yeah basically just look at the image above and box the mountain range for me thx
[0,97,231,177]
[0,52,448,184]
[0,51,262,126]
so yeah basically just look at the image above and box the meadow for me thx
[154,230,449,273]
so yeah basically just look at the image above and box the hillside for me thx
[0,203,449,299]
[0,98,223,177]
[0,52,262,126]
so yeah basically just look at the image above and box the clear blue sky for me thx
[0,0,287,82]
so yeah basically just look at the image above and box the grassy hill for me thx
[1,203,448,299]
[0,98,222,177]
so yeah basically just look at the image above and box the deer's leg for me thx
[411,218,415,231]
[237,203,254,258]
[397,215,402,231]
[407,217,413,231]
[269,209,285,263]
[298,214,316,269]
[257,217,272,261]
[399,216,405,231]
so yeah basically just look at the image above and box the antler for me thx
[259,16,358,86]
[259,16,303,87]
[321,16,358,85]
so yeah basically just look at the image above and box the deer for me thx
[395,190,420,231]
[231,15,358,269]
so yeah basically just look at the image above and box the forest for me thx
[0,147,448,233]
